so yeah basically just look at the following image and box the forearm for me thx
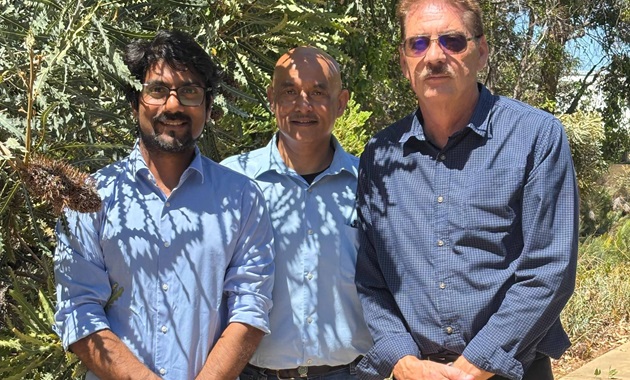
[70,329,160,380]
[195,322,264,380]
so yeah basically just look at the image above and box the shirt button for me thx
[161,325,168,333]
[437,239,444,247]
[307,229,314,235]
[307,188,313,193]
[159,368,166,375]
[306,273,314,280]
[439,282,446,289]
[162,283,169,291]
[164,241,170,248]
[438,153,446,161]
[307,359,313,365]
[165,202,170,207]
[307,317,313,324]
[446,326,453,334]
[437,195,444,203]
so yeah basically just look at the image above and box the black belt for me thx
[247,356,362,378]
[423,351,460,364]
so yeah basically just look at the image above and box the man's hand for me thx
[451,356,494,380]
[392,355,475,380]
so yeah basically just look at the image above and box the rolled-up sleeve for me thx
[54,209,111,349]
[224,181,275,334]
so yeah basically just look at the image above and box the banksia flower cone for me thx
[21,156,102,215]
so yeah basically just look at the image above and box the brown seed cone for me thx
[21,155,102,215]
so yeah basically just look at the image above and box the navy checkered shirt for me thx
[355,84,579,380]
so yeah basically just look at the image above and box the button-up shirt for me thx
[355,85,578,380]
[54,143,275,380]
[221,134,373,368]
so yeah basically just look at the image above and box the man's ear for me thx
[336,89,350,117]
[266,86,275,113]
[477,35,490,70]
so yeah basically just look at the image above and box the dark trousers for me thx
[490,354,553,380]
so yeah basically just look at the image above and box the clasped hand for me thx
[392,355,475,380]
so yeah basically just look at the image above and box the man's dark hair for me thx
[123,29,222,111]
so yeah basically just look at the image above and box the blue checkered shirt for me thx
[355,85,579,380]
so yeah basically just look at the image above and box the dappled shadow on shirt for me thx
[222,143,373,364]
[55,154,274,376]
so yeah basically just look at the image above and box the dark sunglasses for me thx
[401,33,482,57]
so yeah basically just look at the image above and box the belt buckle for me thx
[297,365,308,377]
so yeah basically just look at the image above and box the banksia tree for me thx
[21,156,101,215]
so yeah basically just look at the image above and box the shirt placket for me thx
[302,182,319,366]
[433,148,459,347]
[155,195,173,378]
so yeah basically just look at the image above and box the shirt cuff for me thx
[227,293,272,335]
[356,333,419,380]
[54,303,110,350]
[462,341,524,380]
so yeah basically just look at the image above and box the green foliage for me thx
[333,95,372,156]
[561,111,607,186]
[1,7,132,377]
[0,0,628,377]
[561,217,630,363]
[559,111,614,235]
[0,0,360,377]
[0,270,83,380]
[601,55,630,163]
[336,0,417,134]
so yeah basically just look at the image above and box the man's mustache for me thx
[153,112,192,124]
[423,63,452,78]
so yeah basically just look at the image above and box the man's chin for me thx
[141,134,197,154]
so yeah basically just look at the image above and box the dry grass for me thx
[552,219,630,377]
[553,323,629,377]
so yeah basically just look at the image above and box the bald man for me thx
[221,46,372,380]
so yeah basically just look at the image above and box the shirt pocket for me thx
[455,167,525,233]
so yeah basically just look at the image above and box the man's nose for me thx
[164,89,184,109]
[295,91,312,111]
[425,38,447,62]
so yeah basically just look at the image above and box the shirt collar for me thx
[260,133,357,179]
[128,140,205,183]
[400,84,495,144]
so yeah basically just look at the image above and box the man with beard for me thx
[222,46,372,379]
[354,0,579,379]
[53,30,275,380]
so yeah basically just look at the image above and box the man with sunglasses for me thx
[222,46,373,380]
[53,30,275,380]
[354,1,578,380]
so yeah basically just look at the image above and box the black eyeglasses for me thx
[141,83,208,107]
[401,33,482,57]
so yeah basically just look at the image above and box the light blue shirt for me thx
[54,143,275,380]
[221,134,372,368]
